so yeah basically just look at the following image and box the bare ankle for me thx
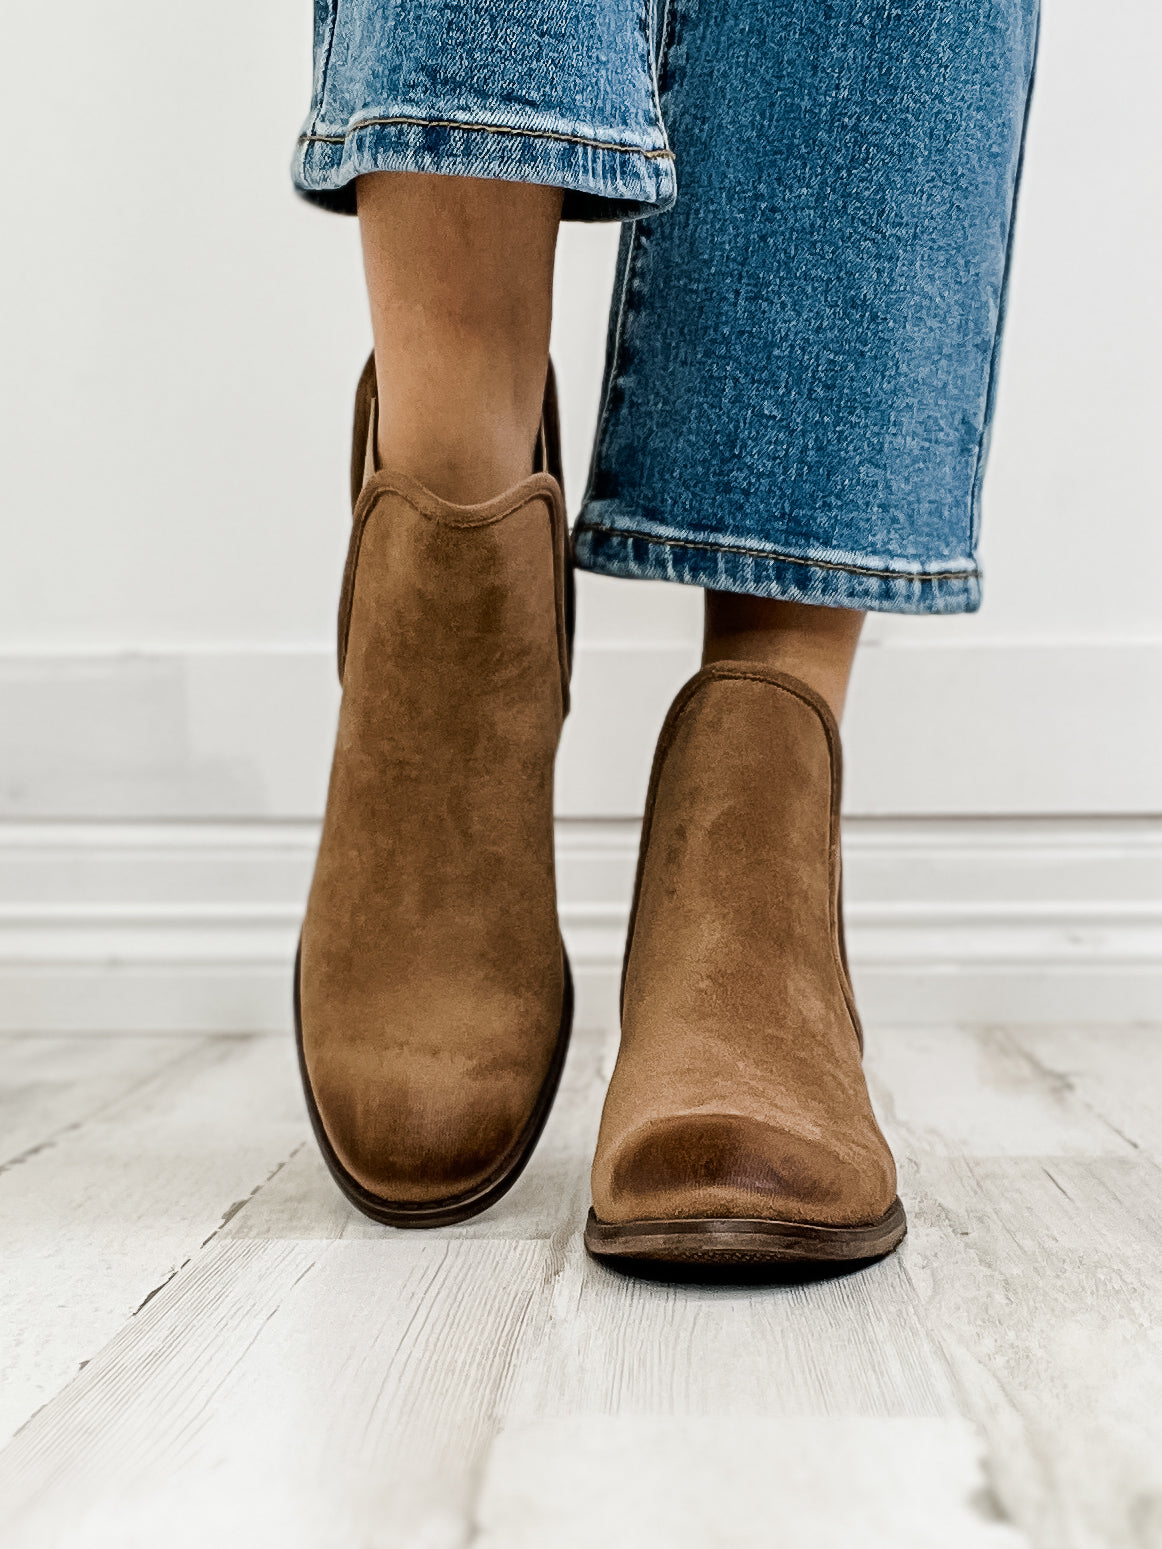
[372,333,545,501]
[375,396,539,503]
[702,593,865,721]
[358,172,561,504]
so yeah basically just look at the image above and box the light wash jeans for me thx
[293,0,1039,613]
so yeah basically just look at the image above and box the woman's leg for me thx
[291,0,677,1229]
[297,171,576,1227]
[357,173,561,503]
[575,1,1040,611]
[288,0,668,1231]
[702,596,864,721]
[584,0,1039,1267]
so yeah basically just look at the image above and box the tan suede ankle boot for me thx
[296,354,573,1227]
[585,662,905,1266]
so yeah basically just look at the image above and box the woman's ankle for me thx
[702,593,865,721]
[373,359,543,503]
[357,171,561,504]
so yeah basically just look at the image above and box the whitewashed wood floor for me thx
[1,1020,1160,1549]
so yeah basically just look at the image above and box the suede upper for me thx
[590,663,898,1228]
[299,358,571,1206]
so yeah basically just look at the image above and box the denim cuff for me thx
[572,513,982,615]
[294,118,675,222]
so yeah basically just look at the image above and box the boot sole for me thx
[294,941,573,1229]
[584,1196,907,1266]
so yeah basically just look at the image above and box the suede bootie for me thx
[586,662,905,1266]
[296,354,574,1226]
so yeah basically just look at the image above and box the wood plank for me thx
[900,1151,1162,1549]
[0,1034,200,1167]
[864,1024,1138,1159]
[475,1417,1029,1549]
[867,1026,1162,1547]
[502,1230,955,1423]
[4,1022,1162,1549]
[0,1034,306,1444]
[0,1236,550,1549]
[1005,1024,1162,1162]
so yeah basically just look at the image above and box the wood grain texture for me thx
[476,1417,1029,1548]
[503,1239,956,1422]
[1,1023,1160,1549]
[0,1035,197,1168]
[1006,1024,1162,1162]
[876,1026,1162,1549]
[0,1237,551,1549]
[865,1024,1140,1159]
[0,1033,305,1444]
[899,1155,1162,1549]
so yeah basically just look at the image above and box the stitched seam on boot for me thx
[337,486,566,685]
[357,477,561,529]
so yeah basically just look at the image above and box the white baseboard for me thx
[2,817,1159,1032]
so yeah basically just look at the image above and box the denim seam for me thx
[298,117,674,160]
[306,1,340,140]
[580,0,675,510]
[653,0,682,135]
[576,521,980,583]
[644,0,673,160]
[582,225,641,513]
[967,3,1041,554]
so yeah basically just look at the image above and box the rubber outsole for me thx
[294,941,573,1229]
[583,1196,907,1266]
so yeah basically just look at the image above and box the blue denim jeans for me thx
[294,0,1039,613]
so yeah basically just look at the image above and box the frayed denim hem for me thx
[571,515,982,615]
[293,118,676,222]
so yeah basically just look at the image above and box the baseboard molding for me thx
[2,817,1159,1032]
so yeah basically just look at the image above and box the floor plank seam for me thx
[131,1261,188,1318]
[1007,1027,1155,1164]
[0,1039,209,1175]
[197,1140,308,1250]
[123,1141,310,1321]
[5,1026,1162,1547]
[0,1135,62,1178]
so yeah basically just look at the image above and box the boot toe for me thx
[597,1112,896,1228]
[310,1056,542,1206]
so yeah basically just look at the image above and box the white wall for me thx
[3,0,1161,820]
[2,0,1161,1028]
